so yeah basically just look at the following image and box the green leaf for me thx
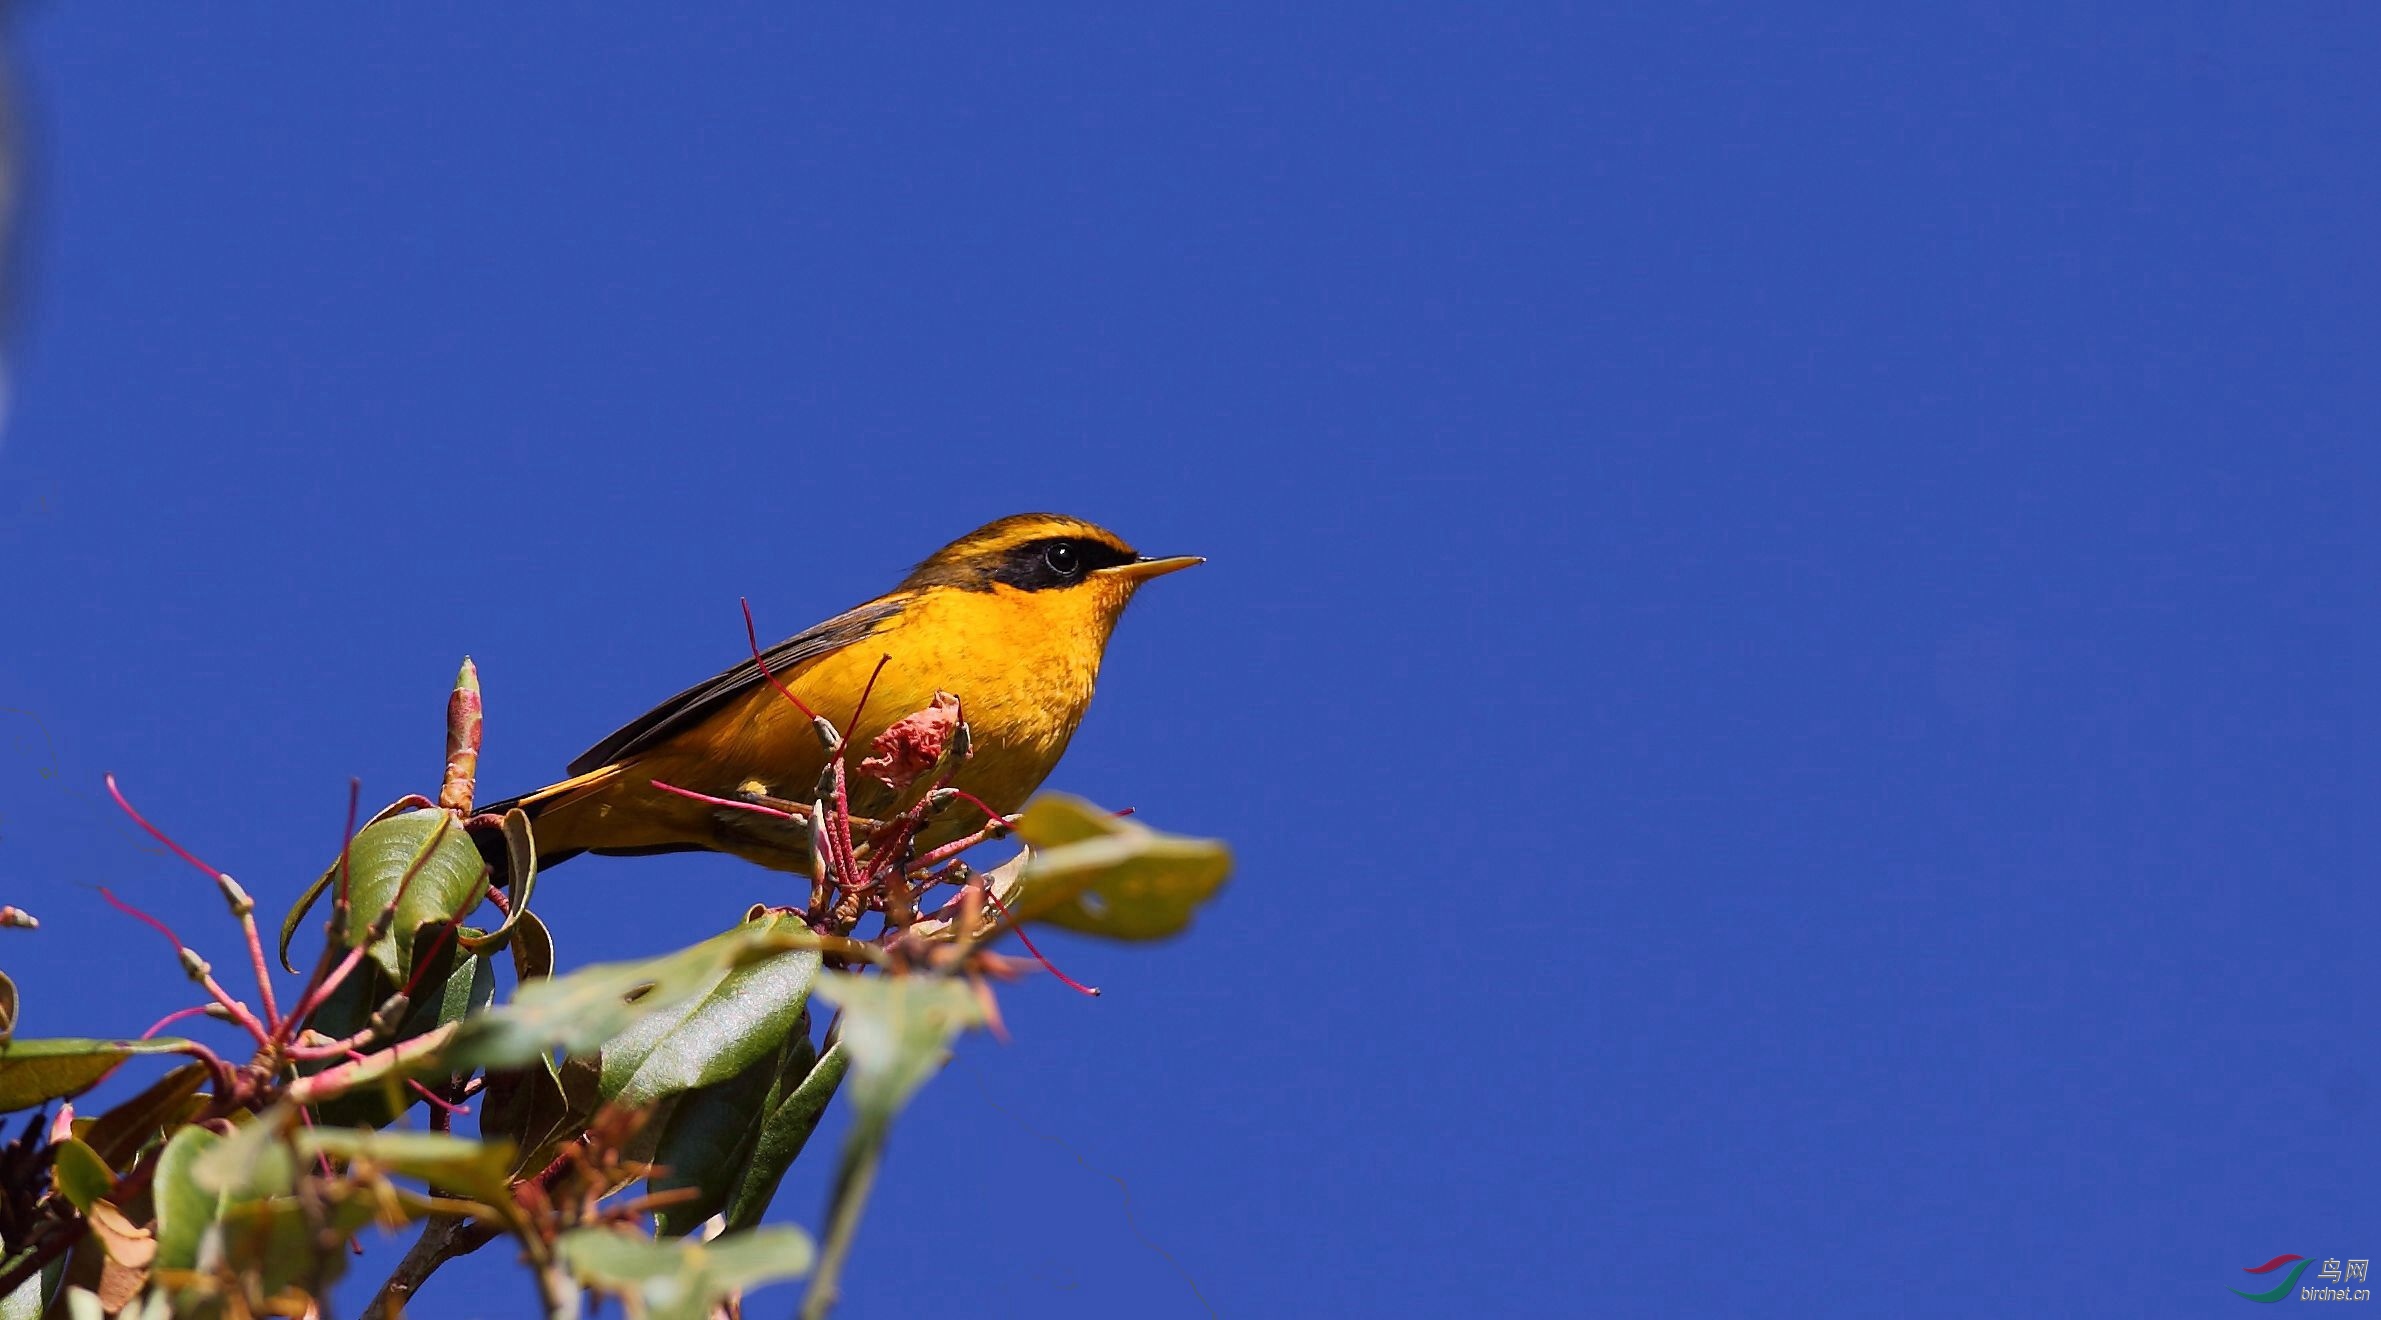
[599,911,821,1110]
[1006,795,1232,940]
[189,1111,298,1202]
[428,937,500,1029]
[460,808,540,956]
[559,1226,814,1320]
[207,1194,376,1300]
[0,1038,196,1113]
[50,1139,111,1212]
[81,1062,208,1167]
[1011,793,1114,848]
[661,1227,818,1292]
[508,906,555,982]
[152,1124,223,1270]
[340,809,490,981]
[447,921,824,1074]
[294,1128,517,1209]
[810,976,982,1126]
[648,1053,779,1237]
[650,1019,826,1238]
[480,1051,602,1181]
[722,1040,848,1233]
[157,1110,378,1303]
[277,795,428,972]
[796,978,982,1317]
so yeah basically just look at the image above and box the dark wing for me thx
[565,595,908,775]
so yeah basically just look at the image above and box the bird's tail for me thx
[475,762,627,871]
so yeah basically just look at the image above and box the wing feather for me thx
[565,595,908,775]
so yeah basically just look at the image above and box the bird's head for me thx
[898,514,1202,621]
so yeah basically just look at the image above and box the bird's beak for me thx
[1100,554,1205,583]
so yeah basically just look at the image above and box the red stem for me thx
[282,779,367,1045]
[341,1048,470,1118]
[98,887,273,1043]
[407,1076,471,1117]
[843,654,891,751]
[907,825,1002,875]
[742,597,823,722]
[239,924,280,1030]
[983,890,1100,997]
[942,789,1015,830]
[284,1026,456,1106]
[139,1004,215,1040]
[294,1104,337,1178]
[103,774,284,1031]
[649,779,800,821]
[829,761,862,891]
[102,774,230,885]
[292,942,375,1029]
[98,884,188,951]
[160,1040,239,1095]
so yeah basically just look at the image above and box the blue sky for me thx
[0,5,2370,1316]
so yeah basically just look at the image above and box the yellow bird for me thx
[482,513,1200,872]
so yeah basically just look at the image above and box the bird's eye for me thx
[1044,542,1081,577]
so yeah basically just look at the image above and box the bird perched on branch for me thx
[479,513,1200,873]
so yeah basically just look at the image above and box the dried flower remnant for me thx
[860,691,961,791]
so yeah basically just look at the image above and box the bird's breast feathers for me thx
[868,581,1117,753]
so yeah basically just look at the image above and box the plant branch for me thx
[368,1213,498,1318]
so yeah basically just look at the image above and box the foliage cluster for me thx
[0,656,1228,1318]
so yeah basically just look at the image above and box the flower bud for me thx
[216,874,255,917]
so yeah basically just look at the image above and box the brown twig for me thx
[368,1213,499,1319]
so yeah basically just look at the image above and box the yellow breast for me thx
[719,577,1127,821]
